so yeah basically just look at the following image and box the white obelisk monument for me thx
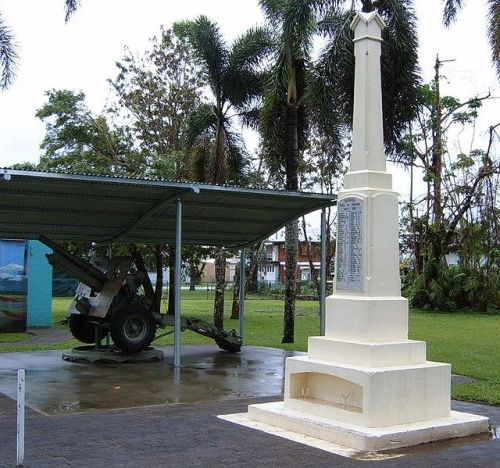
[245,11,489,451]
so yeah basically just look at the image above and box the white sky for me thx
[0,0,498,196]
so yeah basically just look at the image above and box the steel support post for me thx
[239,249,246,340]
[320,209,327,336]
[174,199,182,367]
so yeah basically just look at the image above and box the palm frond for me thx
[238,105,262,129]
[182,103,216,151]
[282,0,317,59]
[173,16,228,99]
[224,27,272,110]
[64,0,80,23]
[188,139,212,182]
[378,0,422,155]
[317,1,421,157]
[442,0,464,27]
[228,26,273,72]
[225,129,249,184]
[487,0,500,77]
[0,13,18,89]
[306,66,344,157]
[259,0,287,26]
[316,8,354,122]
[260,60,288,175]
[225,69,265,111]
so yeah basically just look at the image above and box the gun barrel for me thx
[39,235,107,292]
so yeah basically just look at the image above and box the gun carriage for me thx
[40,235,242,353]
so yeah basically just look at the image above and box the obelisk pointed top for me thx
[350,10,386,32]
[344,8,390,189]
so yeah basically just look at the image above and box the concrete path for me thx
[0,327,73,346]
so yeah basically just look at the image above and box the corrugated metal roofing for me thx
[0,169,336,248]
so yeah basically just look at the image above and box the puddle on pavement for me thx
[0,346,296,415]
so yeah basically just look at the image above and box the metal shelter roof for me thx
[0,170,336,248]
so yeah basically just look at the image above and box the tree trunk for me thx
[213,248,226,329]
[213,118,227,185]
[230,263,240,319]
[301,217,321,298]
[245,242,263,294]
[432,55,444,225]
[167,245,175,315]
[283,221,298,343]
[282,95,299,343]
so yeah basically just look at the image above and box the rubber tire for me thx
[110,306,156,353]
[68,314,95,344]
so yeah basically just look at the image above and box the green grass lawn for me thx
[0,290,498,405]
[0,332,32,343]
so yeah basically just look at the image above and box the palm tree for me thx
[174,16,271,329]
[260,0,421,342]
[259,0,321,343]
[1,1,79,90]
[443,0,500,78]
[0,12,17,89]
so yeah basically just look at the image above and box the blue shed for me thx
[27,240,52,327]
[0,240,28,332]
[0,239,52,332]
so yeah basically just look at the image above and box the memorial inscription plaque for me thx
[336,197,363,291]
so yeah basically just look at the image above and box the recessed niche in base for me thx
[289,372,363,413]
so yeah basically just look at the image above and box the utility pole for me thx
[432,54,455,225]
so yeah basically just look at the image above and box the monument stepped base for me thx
[247,401,489,452]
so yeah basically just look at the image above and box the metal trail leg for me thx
[174,198,182,367]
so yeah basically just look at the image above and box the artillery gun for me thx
[39,236,242,353]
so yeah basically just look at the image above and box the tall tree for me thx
[109,27,203,315]
[398,81,499,310]
[259,0,421,342]
[36,89,141,176]
[109,28,202,180]
[174,16,271,329]
[443,0,500,78]
[259,0,319,343]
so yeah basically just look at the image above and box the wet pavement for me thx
[0,345,297,415]
[0,345,499,467]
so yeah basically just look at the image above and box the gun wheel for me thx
[111,306,156,353]
[68,314,95,344]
